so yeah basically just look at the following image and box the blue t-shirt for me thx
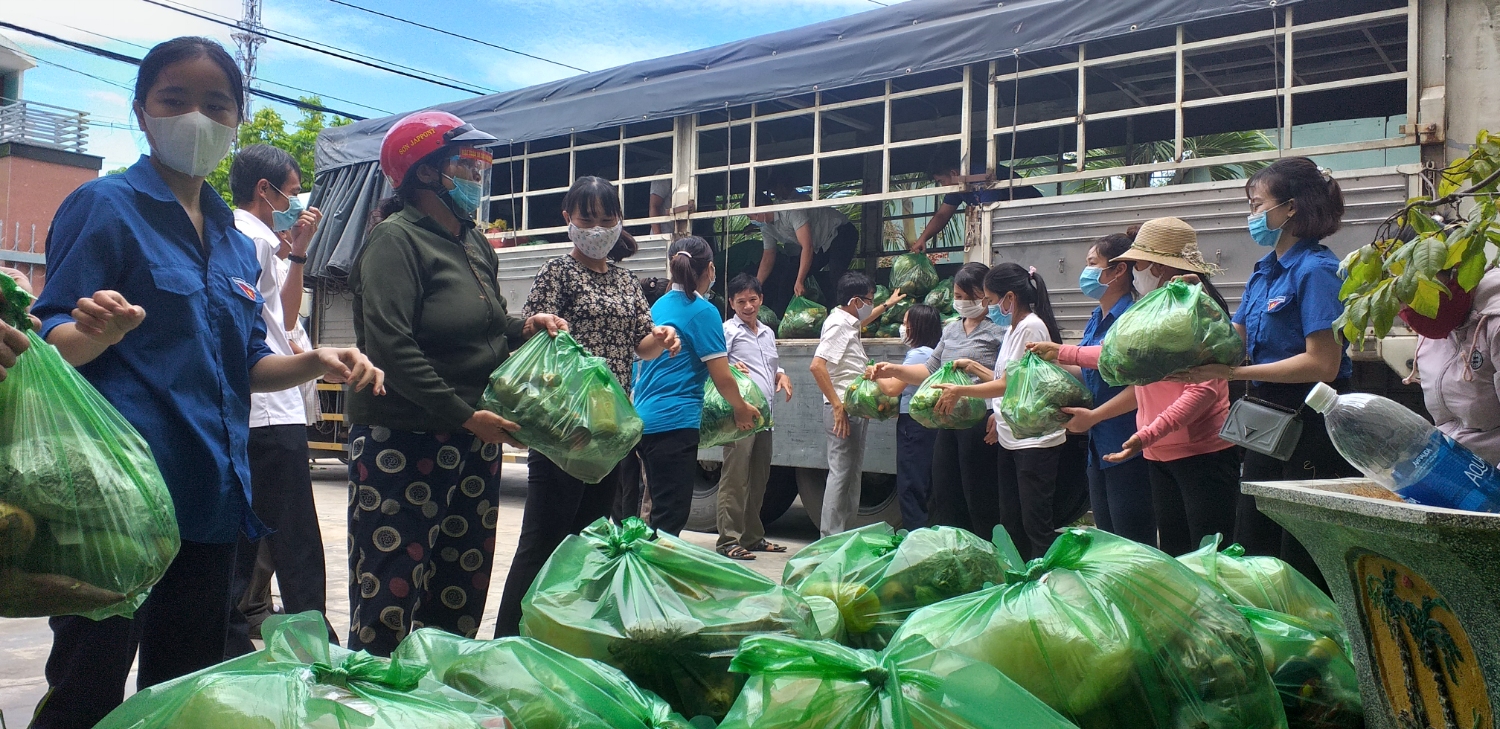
[1234,238,1353,383]
[33,156,274,544]
[633,289,729,434]
[899,346,935,414]
[1080,294,1139,469]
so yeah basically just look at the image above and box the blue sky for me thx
[4,0,886,172]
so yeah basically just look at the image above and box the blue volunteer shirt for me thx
[633,288,728,434]
[1080,293,1139,469]
[899,345,934,414]
[33,156,274,544]
[1234,238,1353,383]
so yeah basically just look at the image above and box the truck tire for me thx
[795,468,902,534]
[684,461,722,533]
[683,464,800,534]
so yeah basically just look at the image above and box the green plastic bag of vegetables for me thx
[881,296,914,326]
[393,629,695,729]
[777,296,827,339]
[700,366,772,448]
[1239,607,1363,729]
[95,612,510,729]
[908,362,989,430]
[0,276,178,620]
[756,305,780,331]
[890,253,939,297]
[842,366,900,422]
[1178,535,1348,651]
[802,276,825,305]
[877,322,902,338]
[521,517,819,721]
[718,634,1080,729]
[924,278,955,314]
[782,523,1018,650]
[891,528,1287,729]
[1098,280,1243,386]
[874,285,891,305]
[480,331,642,484]
[1000,352,1094,439]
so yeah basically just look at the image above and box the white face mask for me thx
[954,299,986,319]
[141,111,236,178]
[568,222,622,260]
[898,324,907,341]
[853,299,874,320]
[1133,266,1159,294]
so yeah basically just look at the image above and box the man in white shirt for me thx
[225,144,333,652]
[809,271,876,537]
[717,274,793,560]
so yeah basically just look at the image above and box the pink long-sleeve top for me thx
[1058,345,1235,462]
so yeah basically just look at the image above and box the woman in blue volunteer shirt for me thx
[1055,230,1154,546]
[1175,156,1356,582]
[29,37,381,728]
[632,236,760,536]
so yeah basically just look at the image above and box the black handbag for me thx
[1219,396,1303,461]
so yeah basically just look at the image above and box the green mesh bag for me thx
[0,275,179,620]
[95,612,509,728]
[1000,352,1094,439]
[756,305,781,331]
[782,523,1019,650]
[842,365,900,422]
[1097,280,1243,386]
[393,630,695,729]
[700,366,772,448]
[1178,535,1348,651]
[891,529,1287,729]
[717,634,1080,729]
[908,362,989,430]
[777,296,827,339]
[480,331,642,484]
[890,253,939,297]
[520,518,819,720]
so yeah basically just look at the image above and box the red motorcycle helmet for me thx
[379,110,496,188]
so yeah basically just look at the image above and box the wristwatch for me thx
[288,254,308,264]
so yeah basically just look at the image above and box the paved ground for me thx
[0,460,818,725]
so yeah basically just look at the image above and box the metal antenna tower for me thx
[232,0,265,114]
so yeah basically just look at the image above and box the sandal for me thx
[748,540,788,553]
[717,544,756,561]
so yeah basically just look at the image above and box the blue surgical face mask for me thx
[1079,266,1108,300]
[1248,200,1290,247]
[271,192,305,232]
[988,303,1011,328]
[444,175,484,217]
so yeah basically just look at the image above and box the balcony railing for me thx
[0,100,89,155]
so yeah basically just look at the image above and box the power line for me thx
[30,56,135,94]
[136,0,496,95]
[50,21,391,114]
[322,0,585,74]
[0,21,367,119]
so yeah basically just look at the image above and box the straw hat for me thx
[1112,217,1223,276]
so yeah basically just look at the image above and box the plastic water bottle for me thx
[1306,383,1500,512]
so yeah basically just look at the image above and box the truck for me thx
[307,0,1484,532]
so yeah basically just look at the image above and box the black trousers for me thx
[926,421,1000,540]
[227,424,332,657]
[895,414,938,530]
[1236,381,1358,591]
[640,428,702,536]
[493,453,621,637]
[1149,447,1242,558]
[613,449,647,522]
[34,540,236,729]
[810,222,860,299]
[1086,455,1156,547]
[996,443,1070,561]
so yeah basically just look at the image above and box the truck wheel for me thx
[759,466,799,526]
[795,468,902,534]
[684,461,722,534]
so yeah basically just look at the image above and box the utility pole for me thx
[232,0,264,118]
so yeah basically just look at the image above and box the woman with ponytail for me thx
[493,177,678,636]
[931,263,1085,559]
[632,236,761,536]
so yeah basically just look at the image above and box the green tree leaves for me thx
[205,97,351,204]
